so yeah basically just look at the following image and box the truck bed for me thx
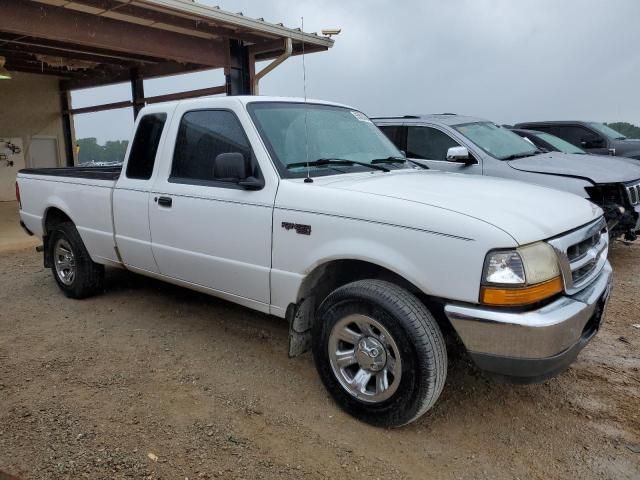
[19,165,122,181]
[18,165,120,266]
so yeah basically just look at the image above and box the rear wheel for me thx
[312,279,447,427]
[49,221,104,298]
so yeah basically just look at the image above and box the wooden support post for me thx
[59,84,75,166]
[131,69,145,119]
[226,39,251,95]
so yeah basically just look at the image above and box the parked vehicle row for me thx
[509,128,589,154]
[374,115,640,241]
[17,97,615,427]
[514,121,640,159]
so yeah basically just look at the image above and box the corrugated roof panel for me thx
[30,0,334,48]
[133,0,334,47]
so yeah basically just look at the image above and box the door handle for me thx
[157,196,172,207]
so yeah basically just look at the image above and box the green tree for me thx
[77,137,128,164]
[77,137,103,163]
[103,140,129,163]
[604,122,640,139]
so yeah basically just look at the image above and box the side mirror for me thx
[238,176,264,190]
[446,146,471,163]
[213,152,248,180]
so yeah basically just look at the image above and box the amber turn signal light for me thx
[480,276,563,307]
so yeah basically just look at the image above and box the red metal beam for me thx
[0,0,229,67]
[66,85,227,115]
[68,100,134,116]
[62,62,212,90]
[0,34,163,64]
[144,86,227,104]
[0,41,139,67]
[3,58,77,77]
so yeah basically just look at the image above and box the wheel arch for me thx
[43,206,74,233]
[287,258,450,357]
[42,206,75,268]
[296,258,424,305]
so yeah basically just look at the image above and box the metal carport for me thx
[0,0,334,168]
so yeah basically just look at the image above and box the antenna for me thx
[302,16,313,183]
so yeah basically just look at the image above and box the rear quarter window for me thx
[125,113,167,180]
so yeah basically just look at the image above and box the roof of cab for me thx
[371,113,489,126]
[140,95,355,112]
[514,121,595,126]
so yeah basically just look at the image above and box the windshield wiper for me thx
[502,152,537,160]
[286,158,390,172]
[371,156,406,164]
[372,156,429,169]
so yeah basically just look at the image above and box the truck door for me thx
[148,107,274,307]
[405,125,482,173]
[113,112,168,273]
[548,125,610,156]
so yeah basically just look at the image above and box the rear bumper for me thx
[445,262,612,383]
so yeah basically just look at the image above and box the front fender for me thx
[269,208,515,317]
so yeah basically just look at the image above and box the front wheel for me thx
[312,279,447,427]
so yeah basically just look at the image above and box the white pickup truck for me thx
[17,96,612,426]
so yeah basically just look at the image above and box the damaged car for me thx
[375,114,640,241]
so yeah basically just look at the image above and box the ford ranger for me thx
[17,97,612,426]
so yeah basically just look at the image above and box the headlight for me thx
[480,242,562,306]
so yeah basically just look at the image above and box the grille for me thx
[626,182,640,206]
[548,218,608,295]
[567,231,601,261]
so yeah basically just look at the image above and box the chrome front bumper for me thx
[445,261,612,382]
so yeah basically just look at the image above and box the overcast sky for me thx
[73,0,640,144]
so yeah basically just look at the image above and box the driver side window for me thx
[170,110,259,187]
[406,126,460,160]
[550,126,599,147]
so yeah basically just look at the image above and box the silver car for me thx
[374,114,640,241]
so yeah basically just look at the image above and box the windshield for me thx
[588,122,626,140]
[454,122,538,160]
[536,132,586,154]
[248,102,404,178]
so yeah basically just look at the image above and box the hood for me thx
[612,138,640,156]
[507,152,640,184]
[320,170,602,245]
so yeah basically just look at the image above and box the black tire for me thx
[312,279,447,427]
[49,221,105,299]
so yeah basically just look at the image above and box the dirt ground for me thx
[0,202,38,252]
[0,204,638,479]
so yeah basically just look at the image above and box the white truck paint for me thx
[17,96,612,426]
